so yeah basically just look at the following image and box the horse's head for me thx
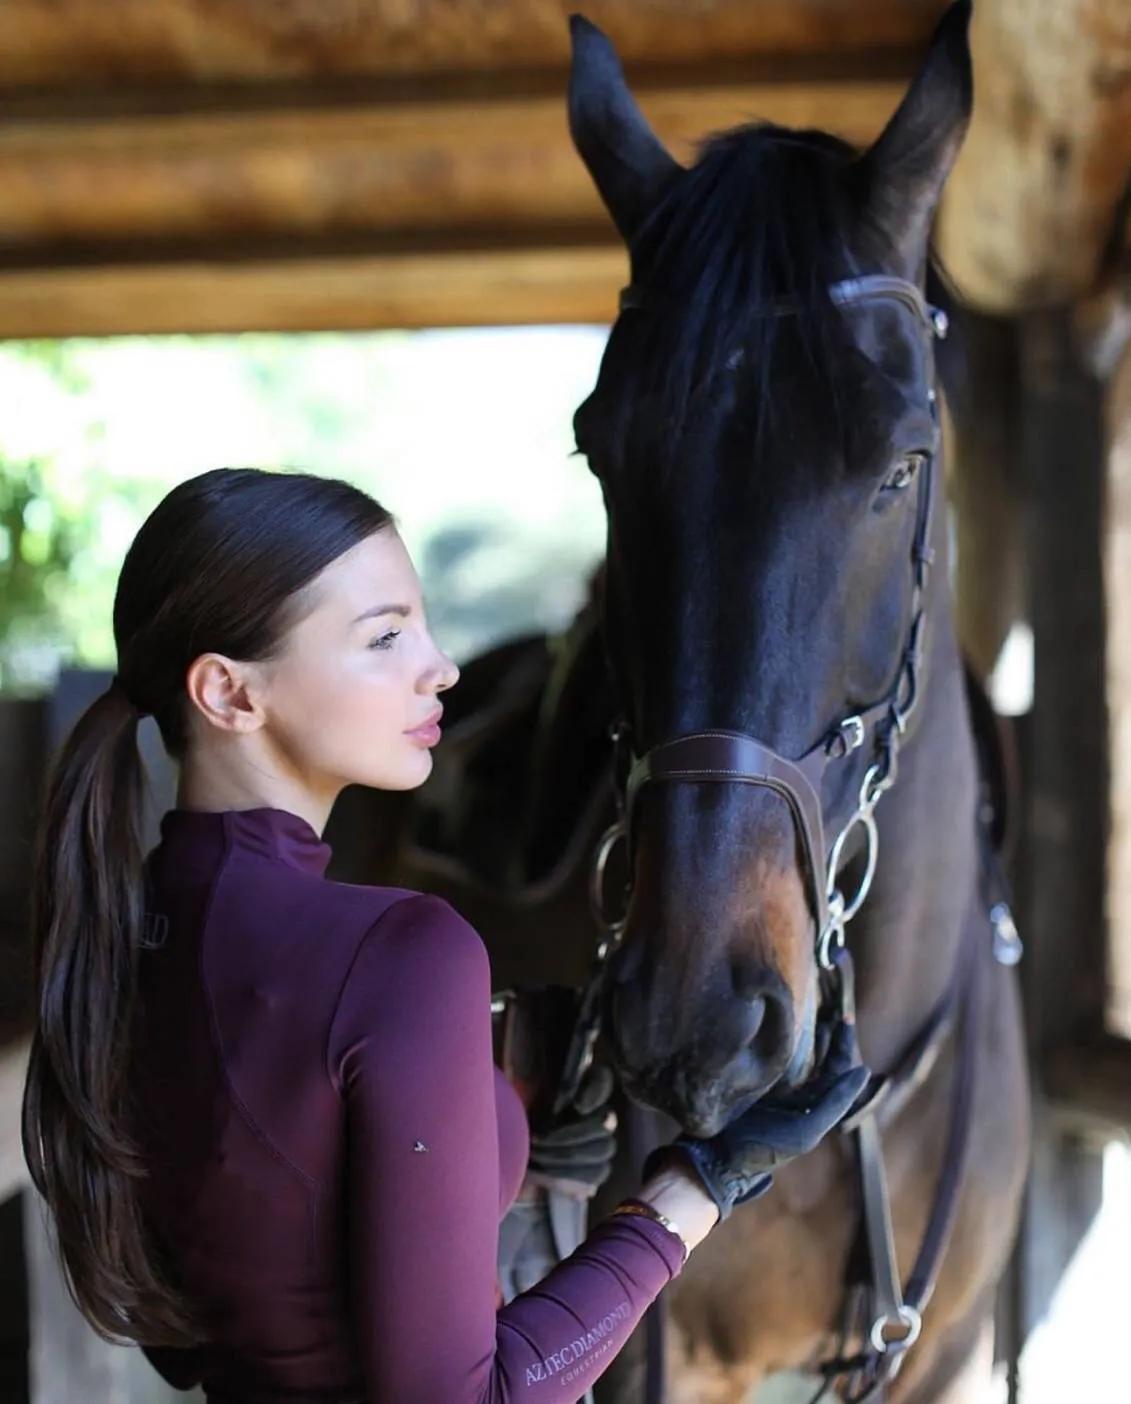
[568,4,973,1135]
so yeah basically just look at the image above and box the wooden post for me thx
[1104,331,1131,1036]
[1011,305,1109,1349]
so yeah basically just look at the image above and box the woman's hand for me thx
[643,1018,869,1221]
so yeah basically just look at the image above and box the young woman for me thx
[21,467,865,1402]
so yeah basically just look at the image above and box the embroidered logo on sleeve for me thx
[523,1301,632,1388]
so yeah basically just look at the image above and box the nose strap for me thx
[625,729,830,934]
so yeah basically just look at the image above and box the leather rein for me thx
[556,273,1023,1401]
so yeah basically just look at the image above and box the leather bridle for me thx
[588,273,947,983]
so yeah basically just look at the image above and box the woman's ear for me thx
[184,653,263,733]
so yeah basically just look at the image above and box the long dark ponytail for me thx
[21,467,393,1346]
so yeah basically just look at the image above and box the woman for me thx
[21,467,866,1402]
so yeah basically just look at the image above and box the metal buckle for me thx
[870,1305,922,1354]
[827,714,865,759]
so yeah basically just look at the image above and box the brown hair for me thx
[20,467,393,1346]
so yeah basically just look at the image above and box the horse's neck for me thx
[849,562,981,1073]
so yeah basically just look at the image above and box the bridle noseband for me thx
[589,273,947,984]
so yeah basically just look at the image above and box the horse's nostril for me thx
[730,951,765,1002]
[744,995,768,1043]
[730,957,794,1065]
[748,993,790,1064]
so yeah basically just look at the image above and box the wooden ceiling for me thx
[0,1,946,86]
[0,0,1124,334]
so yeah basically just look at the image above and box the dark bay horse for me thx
[332,4,1029,1398]
[564,4,1028,1398]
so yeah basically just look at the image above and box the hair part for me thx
[21,467,393,1346]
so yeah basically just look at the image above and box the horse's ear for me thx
[568,14,682,244]
[858,0,973,274]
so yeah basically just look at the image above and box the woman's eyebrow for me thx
[350,603,411,624]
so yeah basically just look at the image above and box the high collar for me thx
[157,805,333,878]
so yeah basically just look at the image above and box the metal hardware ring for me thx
[870,1305,923,1355]
[589,820,630,934]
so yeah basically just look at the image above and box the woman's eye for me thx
[882,453,925,493]
[368,629,401,651]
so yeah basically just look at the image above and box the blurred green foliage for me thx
[0,342,153,692]
[0,455,78,692]
[0,327,607,697]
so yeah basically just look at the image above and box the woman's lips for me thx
[405,710,443,746]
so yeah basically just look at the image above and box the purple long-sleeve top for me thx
[129,805,683,1402]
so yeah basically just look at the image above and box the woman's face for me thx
[257,528,459,794]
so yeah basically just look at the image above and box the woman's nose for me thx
[430,649,459,693]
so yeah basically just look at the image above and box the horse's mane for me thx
[618,124,865,458]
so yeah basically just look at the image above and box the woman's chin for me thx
[390,748,435,790]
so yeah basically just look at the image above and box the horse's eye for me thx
[882,453,926,493]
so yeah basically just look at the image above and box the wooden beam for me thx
[0,1,948,88]
[938,0,1131,310]
[0,243,630,336]
[0,1039,29,1203]
[0,68,913,336]
[0,79,905,251]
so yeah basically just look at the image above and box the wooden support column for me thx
[1104,330,1131,1036]
[1010,306,1109,1349]
[942,305,1024,679]
[1020,309,1109,1056]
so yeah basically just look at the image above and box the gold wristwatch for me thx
[608,1197,690,1265]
